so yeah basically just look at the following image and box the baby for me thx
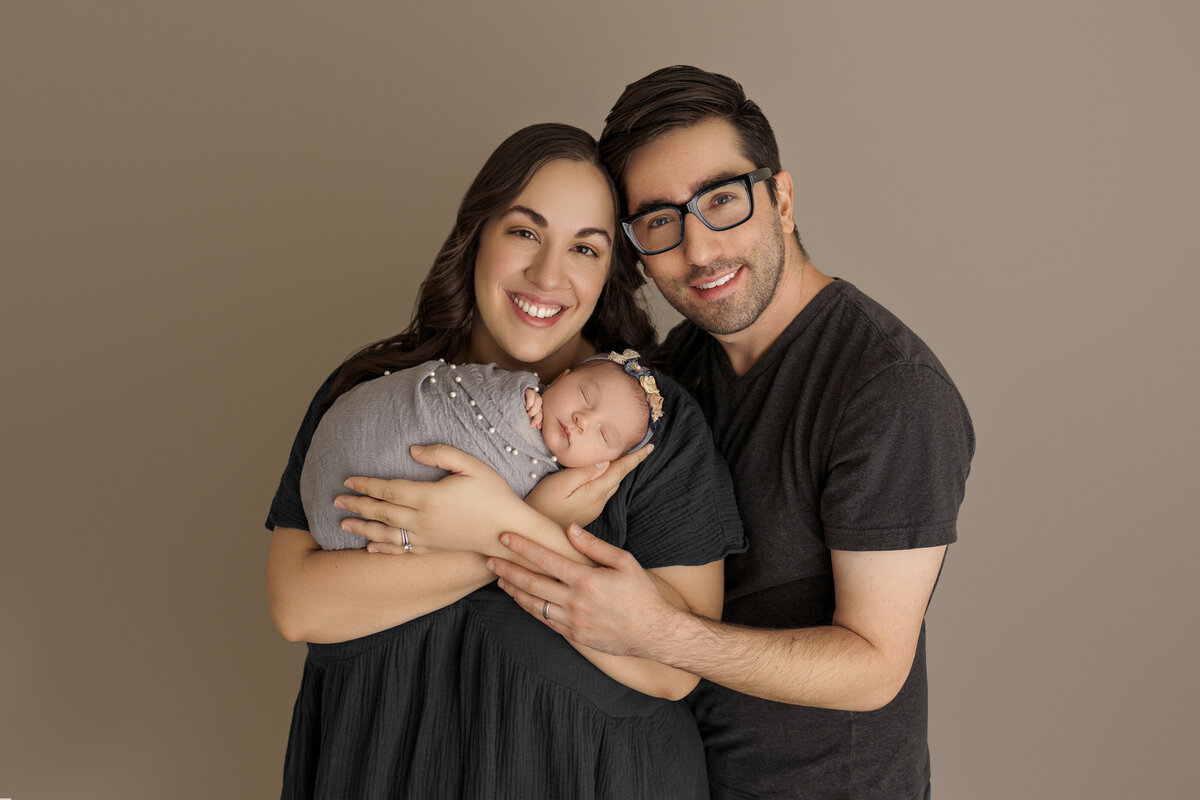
[301,349,664,550]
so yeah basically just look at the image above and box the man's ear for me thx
[772,170,796,235]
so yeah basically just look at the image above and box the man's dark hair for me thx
[599,65,806,255]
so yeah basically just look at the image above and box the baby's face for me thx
[539,364,647,468]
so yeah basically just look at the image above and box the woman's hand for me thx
[524,445,653,529]
[337,444,529,556]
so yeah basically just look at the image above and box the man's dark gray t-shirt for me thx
[657,279,974,799]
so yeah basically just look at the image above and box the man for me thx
[489,66,974,799]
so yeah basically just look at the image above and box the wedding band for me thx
[401,528,413,551]
[542,600,551,619]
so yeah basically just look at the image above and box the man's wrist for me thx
[634,598,700,664]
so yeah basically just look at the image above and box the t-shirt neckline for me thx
[710,278,850,387]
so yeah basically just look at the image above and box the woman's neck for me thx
[455,330,595,383]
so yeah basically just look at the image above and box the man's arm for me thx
[490,525,945,712]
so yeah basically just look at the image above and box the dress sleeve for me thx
[596,374,747,569]
[264,369,341,532]
[821,361,975,550]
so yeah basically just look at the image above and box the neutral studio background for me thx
[3,2,1197,797]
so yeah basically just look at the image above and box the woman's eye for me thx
[573,244,598,257]
[513,229,537,240]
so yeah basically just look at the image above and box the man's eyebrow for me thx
[628,170,747,217]
[505,205,548,227]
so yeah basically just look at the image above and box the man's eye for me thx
[646,214,675,229]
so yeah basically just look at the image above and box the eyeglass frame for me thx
[619,167,776,256]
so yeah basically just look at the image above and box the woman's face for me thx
[467,159,615,377]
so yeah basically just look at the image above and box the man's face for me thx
[621,118,788,336]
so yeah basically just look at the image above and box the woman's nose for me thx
[525,248,569,290]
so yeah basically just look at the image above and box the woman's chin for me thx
[504,332,580,367]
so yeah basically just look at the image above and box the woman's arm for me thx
[269,443,649,644]
[266,526,493,643]
[331,444,724,698]
[336,444,650,568]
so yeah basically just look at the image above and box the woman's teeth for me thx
[511,295,564,319]
[696,270,737,290]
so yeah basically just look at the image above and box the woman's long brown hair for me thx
[326,123,656,404]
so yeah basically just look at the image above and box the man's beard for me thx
[658,213,787,336]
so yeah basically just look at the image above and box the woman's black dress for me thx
[266,369,745,799]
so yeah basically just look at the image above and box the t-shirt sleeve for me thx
[598,374,747,569]
[264,369,341,532]
[821,361,975,550]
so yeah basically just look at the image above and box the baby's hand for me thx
[524,387,543,430]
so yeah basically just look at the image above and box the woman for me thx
[265,123,744,799]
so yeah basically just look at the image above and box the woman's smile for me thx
[508,292,565,321]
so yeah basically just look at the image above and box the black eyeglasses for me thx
[620,167,774,256]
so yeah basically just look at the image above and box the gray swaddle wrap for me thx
[301,360,559,550]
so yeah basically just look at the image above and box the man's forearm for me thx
[642,607,910,712]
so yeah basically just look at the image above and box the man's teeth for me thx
[511,295,563,319]
[697,270,737,290]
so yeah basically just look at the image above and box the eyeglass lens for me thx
[629,180,753,254]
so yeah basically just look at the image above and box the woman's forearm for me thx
[266,527,493,643]
[476,501,595,568]
[569,643,700,700]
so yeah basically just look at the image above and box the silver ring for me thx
[542,600,551,619]
[401,528,413,551]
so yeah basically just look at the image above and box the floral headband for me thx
[582,348,665,453]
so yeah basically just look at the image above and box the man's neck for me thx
[712,248,831,376]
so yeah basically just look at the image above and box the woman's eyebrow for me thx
[505,206,611,245]
[576,227,612,245]
[506,205,548,227]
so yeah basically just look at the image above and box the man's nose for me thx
[680,213,725,270]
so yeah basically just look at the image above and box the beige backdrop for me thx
[3,1,1197,797]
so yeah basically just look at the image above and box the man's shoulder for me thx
[824,280,950,375]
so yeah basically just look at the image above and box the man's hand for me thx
[487,523,679,657]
